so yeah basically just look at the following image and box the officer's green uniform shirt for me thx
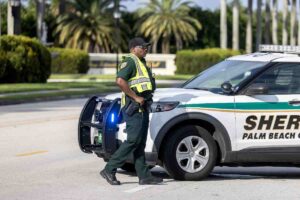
[117,56,156,100]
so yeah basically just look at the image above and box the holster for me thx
[124,96,140,116]
[144,100,153,112]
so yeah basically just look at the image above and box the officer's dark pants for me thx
[104,110,151,179]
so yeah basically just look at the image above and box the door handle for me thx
[288,99,300,106]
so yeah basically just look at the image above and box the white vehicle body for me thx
[105,52,300,156]
[79,45,300,180]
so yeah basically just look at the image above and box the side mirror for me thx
[245,83,268,95]
[221,82,233,94]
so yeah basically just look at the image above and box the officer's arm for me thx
[116,77,145,105]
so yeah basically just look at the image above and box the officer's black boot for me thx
[139,176,163,185]
[100,169,121,185]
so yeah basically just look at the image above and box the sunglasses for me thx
[135,45,149,50]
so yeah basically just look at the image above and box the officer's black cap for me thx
[129,37,151,49]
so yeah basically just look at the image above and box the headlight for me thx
[151,101,179,113]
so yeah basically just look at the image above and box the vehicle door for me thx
[235,63,300,155]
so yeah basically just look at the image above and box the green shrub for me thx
[49,48,89,74]
[175,48,240,74]
[0,35,51,83]
[0,51,8,78]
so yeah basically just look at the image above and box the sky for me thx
[122,0,220,12]
[121,0,287,12]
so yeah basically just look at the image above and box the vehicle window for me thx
[250,63,300,94]
[183,60,267,94]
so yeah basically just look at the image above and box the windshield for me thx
[183,60,268,94]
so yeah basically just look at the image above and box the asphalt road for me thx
[0,99,300,200]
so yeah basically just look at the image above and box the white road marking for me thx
[123,185,152,193]
[16,150,48,157]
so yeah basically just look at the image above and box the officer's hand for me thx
[134,96,145,105]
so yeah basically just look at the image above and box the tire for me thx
[163,125,217,180]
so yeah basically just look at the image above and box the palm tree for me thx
[232,0,239,50]
[246,0,252,53]
[265,0,271,44]
[36,0,45,41]
[290,0,297,45]
[7,0,21,35]
[282,0,288,45]
[298,1,300,45]
[59,0,66,15]
[220,0,227,49]
[256,0,262,50]
[54,0,115,52]
[50,0,62,16]
[51,0,74,16]
[272,0,278,45]
[136,0,201,53]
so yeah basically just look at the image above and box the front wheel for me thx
[163,125,217,180]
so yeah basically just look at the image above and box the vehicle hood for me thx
[104,88,216,102]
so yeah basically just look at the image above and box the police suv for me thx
[78,45,300,180]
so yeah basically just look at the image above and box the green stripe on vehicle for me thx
[178,102,300,110]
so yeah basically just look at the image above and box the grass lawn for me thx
[0,82,177,105]
[50,74,193,81]
[0,73,189,105]
[0,88,112,101]
[0,82,115,94]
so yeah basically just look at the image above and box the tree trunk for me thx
[152,39,158,54]
[162,37,166,54]
[255,0,262,50]
[36,0,45,41]
[59,0,66,15]
[7,0,21,35]
[272,0,278,45]
[298,1,300,45]
[282,0,288,45]
[220,0,227,49]
[265,0,271,44]
[166,37,170,53]
[232,0,239,50]
[0,3,2,36]
[246,0,253,53]
[162,37,170,54]
[290,0,297,45]
[175,35,183,51]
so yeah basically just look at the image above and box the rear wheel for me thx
[163,125,217,180]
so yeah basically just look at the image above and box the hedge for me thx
[0,35,51,83]
[175,48,240,74]
[49,48,89,74]
[0,51,8,78]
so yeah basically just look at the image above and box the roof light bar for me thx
[259,44,300,54]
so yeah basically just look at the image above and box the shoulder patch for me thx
[120,62,128,69]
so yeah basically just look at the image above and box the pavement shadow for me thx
[205,166,300,181]
[118,166,300,183]
[116,166,173,185]
[117,170,172,179]
[118,167,172,179]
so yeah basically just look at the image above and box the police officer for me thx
[100,37,163,185]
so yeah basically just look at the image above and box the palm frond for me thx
[136,0,201,53]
